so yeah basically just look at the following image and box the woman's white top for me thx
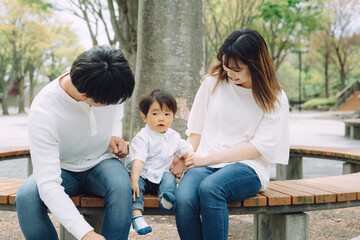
[186,76,289,191]
[126,124,193,184]
[28,73,123,239]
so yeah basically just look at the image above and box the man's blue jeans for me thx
[15,158,133,240]
[133,172,176,211]
[174,162,261,240]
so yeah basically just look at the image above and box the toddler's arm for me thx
[130,160,144,201]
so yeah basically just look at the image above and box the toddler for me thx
[125,89,193,235]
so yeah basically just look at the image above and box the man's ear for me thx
[141,113,147,123]
[80,93,87,101]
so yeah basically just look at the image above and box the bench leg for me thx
[27,157,33,177]
[254,212,309,240]
[343,162,360,174]
[60,214,103,240]
[276,156,303,180]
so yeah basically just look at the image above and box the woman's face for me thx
[222,59,252,89]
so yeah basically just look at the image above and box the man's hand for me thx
[82,230,105,240]
[170,155,185,179]
[109,136,128,158]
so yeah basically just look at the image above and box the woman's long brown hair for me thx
[209,29,281,113]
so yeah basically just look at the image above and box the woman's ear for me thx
[141,113,147,123]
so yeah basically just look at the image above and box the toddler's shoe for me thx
[160,192,175,211]
[132,215,152,235]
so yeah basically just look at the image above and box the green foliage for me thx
[303,98,335,110]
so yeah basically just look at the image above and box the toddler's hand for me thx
[131,182,140,201]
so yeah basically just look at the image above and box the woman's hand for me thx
[184,152,213,169]
[109,136,128,158]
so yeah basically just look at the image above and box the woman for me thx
[174,29,289,240]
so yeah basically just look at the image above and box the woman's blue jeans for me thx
[133,172,176,211]
[15,158,133,240]
[174,162,261,240]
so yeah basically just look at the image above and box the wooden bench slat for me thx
[242,193,267,207]
[259,188,291,206]
[81,195,104,208]
[0,146,30,159]
[0,188,20,204]
[9,194,16,204]
[294,180,357,202]
[268,182,314,205]
[273,181,336,203]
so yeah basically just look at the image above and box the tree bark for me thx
[130,0,205,139]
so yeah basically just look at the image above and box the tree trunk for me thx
[18,76,25,113]
[1,83,9,115]
[130,0,205,139]
[324,53,329,98]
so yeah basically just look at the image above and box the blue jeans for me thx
[133,172,176,211]
[15,158,133,240]
[174,163,261,240]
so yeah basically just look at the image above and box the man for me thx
[15,45,135,240]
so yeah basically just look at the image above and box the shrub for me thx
[303,98,336,110]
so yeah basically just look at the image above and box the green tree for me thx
[255,0,324,72]
[205,0,264,71]
[329,0,360,90]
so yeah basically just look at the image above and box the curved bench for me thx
[1,145,360,240]
[344,119,360,140]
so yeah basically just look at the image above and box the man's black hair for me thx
[139,89,177,116]
[70,45,135,105]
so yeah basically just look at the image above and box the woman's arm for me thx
[187,133,202,152]
[185,142,261,169]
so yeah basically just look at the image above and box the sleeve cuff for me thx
[67,217,94,240]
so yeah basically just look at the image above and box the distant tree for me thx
[309,24,333,98]
[55,0,138,68]
[0,0,84,114]
[205,0,264,71]
[256,0,324,72]
[329,0,360,90]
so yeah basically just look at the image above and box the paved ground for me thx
[0,110,360,239]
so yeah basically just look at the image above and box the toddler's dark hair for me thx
[139,89,177,116]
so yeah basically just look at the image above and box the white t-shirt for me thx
[125,124,193,184]
[186,76,289,191]
[28,73,123,239]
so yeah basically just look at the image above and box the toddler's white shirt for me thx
[186,76,289,191]
[126,124,193,184]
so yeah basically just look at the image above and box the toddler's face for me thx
[142,101,174,133]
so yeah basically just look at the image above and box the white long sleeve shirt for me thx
[125,124,193,184]
[186,76,289,191]
[28,73,124,239]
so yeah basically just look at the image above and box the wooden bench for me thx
[1,146,360,240]
[344,119,360,140]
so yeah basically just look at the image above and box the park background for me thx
[0,0,360,239]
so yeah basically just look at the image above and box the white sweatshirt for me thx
[186,76,289,191]
[28,73,123,239]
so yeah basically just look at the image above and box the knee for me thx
[15,179,42,210]
[199,179,221,200]
[106,180,133,203]
[174,186,196,211]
